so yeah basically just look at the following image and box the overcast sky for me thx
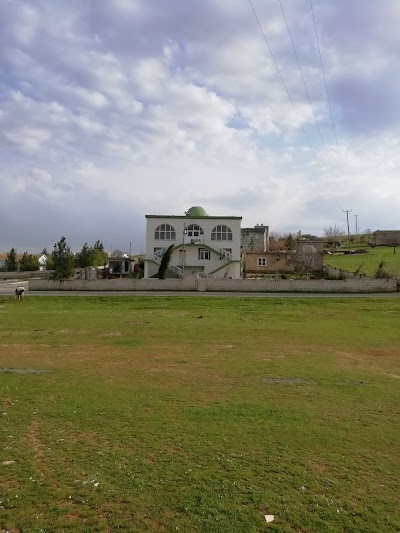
[1,0,399,253]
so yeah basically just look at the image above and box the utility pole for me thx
[343,209,352,254]
[354,214,359,236]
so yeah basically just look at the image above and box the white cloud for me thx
[0,0,399,252]
[4,126,51,154]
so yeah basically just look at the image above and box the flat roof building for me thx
[144,206,242,279]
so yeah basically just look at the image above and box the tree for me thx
[19,252,39,271]
[76,241,108,268]
[295,250,316,278]
[52,237,75,281]
[45,255,54,270]
[93,240,105,252]
[4,247,18,272]
[284,233,295,250]
[323,225,344,250]
[269,231,283,243]
[91,241,108,267]
[158,244,174,279]
[77,243,92,268]
[324,225,344,240]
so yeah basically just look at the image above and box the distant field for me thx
[324,246,400,276]
[1,296,399,532]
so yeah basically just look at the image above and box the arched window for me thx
[155,224,176,240]
[211,225,232,241]
[186,224,203,237]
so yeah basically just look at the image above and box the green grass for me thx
[1,296,399,532]
[324,246,400,276]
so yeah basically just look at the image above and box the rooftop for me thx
[146,206,241,219]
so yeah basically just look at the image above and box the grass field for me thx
[1,296,399,532]
[324,246,400,277]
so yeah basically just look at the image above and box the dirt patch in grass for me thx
[0,368,49,374]
[262,377,315,385]
[367,349,397,357]
[335,380,368,386]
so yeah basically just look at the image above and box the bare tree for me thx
[295,250,317,278]
[324,225,344,251]
[269,231,283,243]
[324,225,344,239]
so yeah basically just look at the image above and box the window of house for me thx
[254,234,260,240]
[211,225,233,241]
[198,248,210,260]
[186,224,203,237]
[155,224,176,240]
[258,257,267,266]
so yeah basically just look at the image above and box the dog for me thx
[15,286,25,301]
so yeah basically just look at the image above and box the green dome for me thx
[186,206,208,217]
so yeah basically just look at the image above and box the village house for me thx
[373,230,400,246]
[241,224,269,253]
[144,206,242,279]
[242,240,324,277]
[107,253,135,275]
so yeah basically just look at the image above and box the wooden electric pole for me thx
[343,209,352,253]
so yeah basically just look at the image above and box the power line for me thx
[248,0,326,176]
[310,0,339,149]
[278,0,333,174]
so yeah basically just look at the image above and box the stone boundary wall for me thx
[0,271,53,280]
[29,279,197,291]
[29,277,397,293]
[323,264,370,279]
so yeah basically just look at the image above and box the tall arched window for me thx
[186,224,203,237]
[211,225,232,241]
[155,224,176,240]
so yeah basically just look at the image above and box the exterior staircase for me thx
[152,251,183,277]
[149,244,236,278]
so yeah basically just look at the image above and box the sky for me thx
[1,0,399,254]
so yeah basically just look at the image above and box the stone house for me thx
[241,225,269,253]
[373,230,400,246]
[242,240,323,276]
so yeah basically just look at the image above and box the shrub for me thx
[374,260,392,279]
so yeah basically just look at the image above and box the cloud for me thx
[0,0,399,253]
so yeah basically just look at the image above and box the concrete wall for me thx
[201,278,396,292]
[29,278,197,291]
[0,270,53,280]
[323,264,368,280]
[29,277,397,293]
